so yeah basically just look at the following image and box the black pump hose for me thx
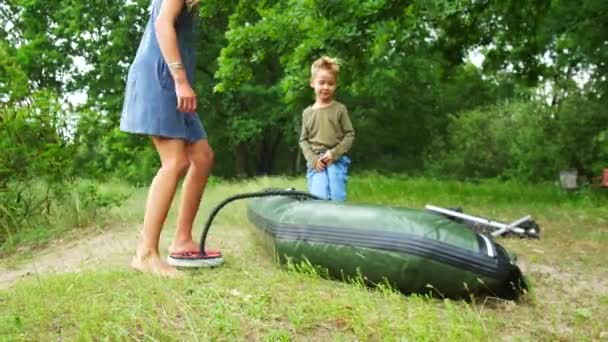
[199,189,322,255]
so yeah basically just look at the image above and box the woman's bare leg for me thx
[131,137,189,277]
[169,138,214,254]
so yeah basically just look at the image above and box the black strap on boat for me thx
[199,189,322,256]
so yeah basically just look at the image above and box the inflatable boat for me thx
[247,192,527,299]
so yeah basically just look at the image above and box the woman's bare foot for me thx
[168,239,200,254]
[131,249,182,278]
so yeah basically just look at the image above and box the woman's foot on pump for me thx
[131,249,183,278]
[167,238,223,268]
[168,239,200,255]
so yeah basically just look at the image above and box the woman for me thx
[120,0,221,277]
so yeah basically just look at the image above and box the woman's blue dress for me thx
[120,0,206,142]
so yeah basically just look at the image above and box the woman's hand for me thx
[175,79,197,113]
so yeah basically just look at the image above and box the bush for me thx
[424,97,608,182]
[72,109,159,186]
[0,92,72,244]
[424,102,517,180]
[0,92,126,251]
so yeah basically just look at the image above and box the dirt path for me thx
[0,225,139,290]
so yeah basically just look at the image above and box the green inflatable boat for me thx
[247,192,526,299]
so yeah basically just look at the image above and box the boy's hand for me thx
[320,151,334,165]
[314,158,326,172]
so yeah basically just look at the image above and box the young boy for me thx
[299,56,355,201]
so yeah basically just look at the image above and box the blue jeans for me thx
[306,155,351,201]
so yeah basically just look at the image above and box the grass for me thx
[1,174,607,340]
[0,179,131,260]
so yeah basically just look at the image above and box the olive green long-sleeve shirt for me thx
[299,101,355,164]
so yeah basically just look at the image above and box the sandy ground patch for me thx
[0,226,139,289]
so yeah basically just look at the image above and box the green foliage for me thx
[0,92,126,252]
[426,102,526,180]
[0,92,74,242]
[1,0,150,113]
[2,0,607,182]
[72,118,159,186]
[426,97,608,181]
[66,181,129,227]
[551,95,608,179]
[210,0,505,175]
[0,41,29,102]
[439,0,608,97]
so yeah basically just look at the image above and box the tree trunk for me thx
[255,137,269,176]
[294,148,302,175]
[256,129,283,175]
[267,130,283,174]
[235,142,249,178]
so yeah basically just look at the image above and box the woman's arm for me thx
[155,0,196,113]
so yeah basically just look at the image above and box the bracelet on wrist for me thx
[167,62,185,70]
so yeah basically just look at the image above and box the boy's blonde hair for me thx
[311,56,340,80]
